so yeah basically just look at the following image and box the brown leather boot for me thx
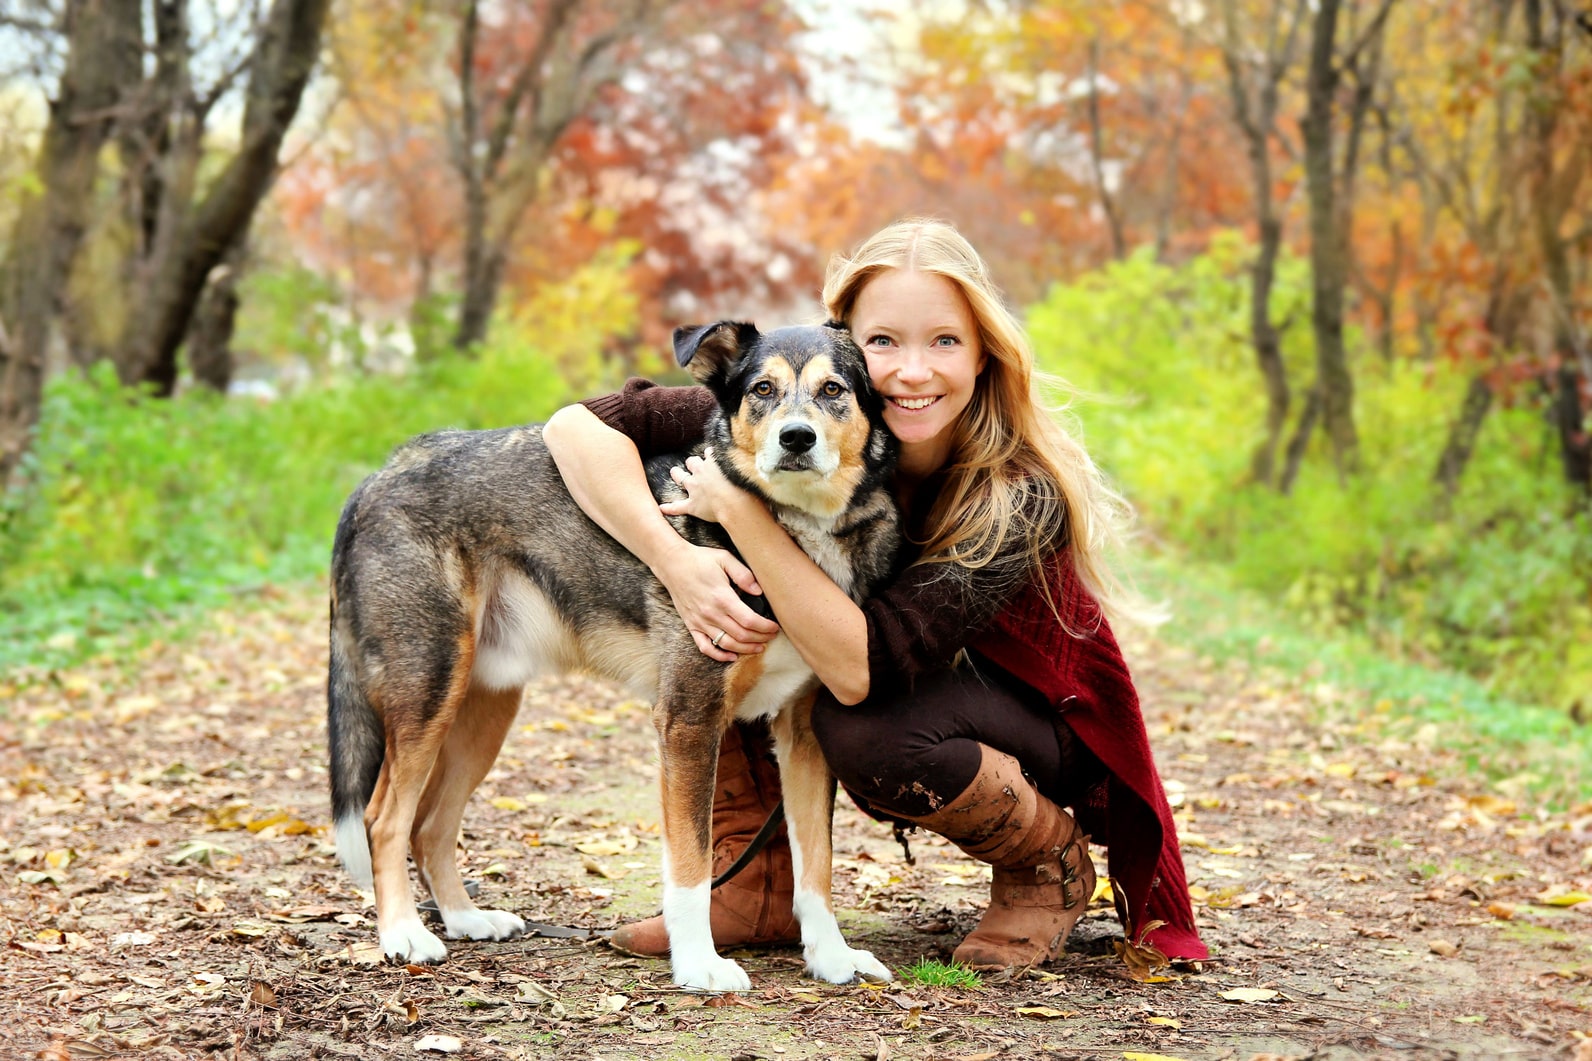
[904,745,1095,971]
[608,721,799,956]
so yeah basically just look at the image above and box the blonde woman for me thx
[544,218,1207,969]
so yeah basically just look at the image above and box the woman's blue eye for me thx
[936,335,959,346]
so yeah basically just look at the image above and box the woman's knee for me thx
[810,687,907,796]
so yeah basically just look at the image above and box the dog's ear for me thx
[673,321,759,385]
[822,318,848,332]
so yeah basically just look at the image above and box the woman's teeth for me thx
[892,396,938,410]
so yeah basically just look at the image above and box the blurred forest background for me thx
[0,0,1588,720]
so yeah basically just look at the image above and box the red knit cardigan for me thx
[970,553,1207,960]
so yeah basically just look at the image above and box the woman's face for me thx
[849,267,986,477]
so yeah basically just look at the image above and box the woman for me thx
[543,218,1207,968]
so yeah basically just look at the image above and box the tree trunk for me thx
[1220,0,1307,489]
[1085,35,1126,261]
[1550,363,1592,490]
[1280,385,1322,495]
[0,0,140,487]
[1432,373,1494,504]
[1250,212,1291,487]
[1302,0,1361,480]
[120,0,330,396]
[186,256,244,392]
[1523,0,1590,492]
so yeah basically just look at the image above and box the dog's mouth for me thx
[772,451,819,474]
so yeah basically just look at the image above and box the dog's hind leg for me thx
[411,684,526,943]
[654,701,753,992]
[364,628,480,964]
[771,695,893,985]
[366,712,453,963]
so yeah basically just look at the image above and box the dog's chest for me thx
[779,516,859,600]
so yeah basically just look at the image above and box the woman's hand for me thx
[658,449,780,661]
[652,536,780,662]
[660,449,742,526]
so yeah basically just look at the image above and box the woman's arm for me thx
[664,452,1032,705]
[543,404,780,662]
[709,483,873,704]
[660,452,871,703]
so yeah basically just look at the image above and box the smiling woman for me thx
[546,217,1208,973]
[849,267,987,480]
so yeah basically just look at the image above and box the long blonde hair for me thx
[823,217,1145,630]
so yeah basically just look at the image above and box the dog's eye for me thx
[752,380,774,397]
[821,381,845,398]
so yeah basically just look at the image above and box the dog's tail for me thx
[328,624,382,889]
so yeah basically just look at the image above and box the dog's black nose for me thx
[779,423,817,454]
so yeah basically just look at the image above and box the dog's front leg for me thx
[771,696,893,984]
[655,705,752,992]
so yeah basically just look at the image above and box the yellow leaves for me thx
[1145,1016,1182,1028]
[1123,1053,1193,1061]
[1535,888,1591,907]
[490,797,527,811]
[572,831,638,857]
[204,802,318,836]
[1428,939,1461,957]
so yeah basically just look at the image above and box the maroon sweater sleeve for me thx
[859,535,1033,692]
[580,377,715,459]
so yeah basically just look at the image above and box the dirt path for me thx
[2,586,1589,1061]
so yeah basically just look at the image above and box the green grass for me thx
[1141,552,1592,807]
[900,959,983,989]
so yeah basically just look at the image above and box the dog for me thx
[327,321,901,991]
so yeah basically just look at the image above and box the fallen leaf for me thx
[1122,1053,1193,1061]
[1146,1016,1182,1028]
[1220,988,1280,1003]
[413,1034,462,1054]
[1537,890,1591,908]
[1429,939,1460,957]
[1015,1006,1073,1019]
[166,839,235,866]
[490,797,526,811]
[250,982,276,1005]
[581,855,625,880]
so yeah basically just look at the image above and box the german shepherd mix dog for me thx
[328,322,901,992]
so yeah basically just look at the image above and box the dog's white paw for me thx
[805,942,894,985]
[672,953,752,993]
[443,908,525,941]
[380,919,448,964]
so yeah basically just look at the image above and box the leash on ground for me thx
[417,801,788,941]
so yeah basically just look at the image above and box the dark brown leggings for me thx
[808,653,1108,818]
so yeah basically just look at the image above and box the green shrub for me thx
[0,344,573,672]
[1028,237,1592,713]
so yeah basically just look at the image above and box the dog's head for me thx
[673,320,897,519]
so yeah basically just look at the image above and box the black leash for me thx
[417,802,788,941]
[711,799,784,890]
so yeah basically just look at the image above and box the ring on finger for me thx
[711,630,727,649]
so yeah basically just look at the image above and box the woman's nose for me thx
[895,347,933,383]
